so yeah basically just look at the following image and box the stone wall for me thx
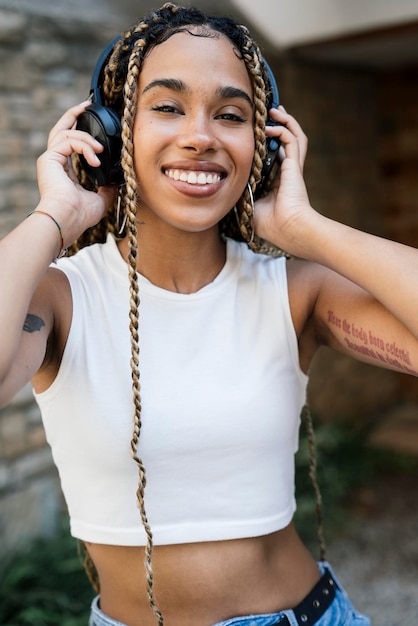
[0,1,134,552]
[279,55,418,448]
[1,1,417,551]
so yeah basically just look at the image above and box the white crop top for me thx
[35,235,308,546]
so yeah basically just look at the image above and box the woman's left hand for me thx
[253,107,317,256]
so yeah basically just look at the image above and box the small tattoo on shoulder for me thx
[23,313,45,333]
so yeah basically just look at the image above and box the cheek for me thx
[132,116,155,151]
[230,143,255,203]
[132,130,155,182]
[238,135,256,179]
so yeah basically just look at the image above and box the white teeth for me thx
[165,169,221,185]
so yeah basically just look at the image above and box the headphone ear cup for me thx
[256,60,281,199]
[76,102,123,187]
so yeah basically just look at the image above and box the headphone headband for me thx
[89,35,121,105]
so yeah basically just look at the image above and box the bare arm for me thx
[0,102,115,405]
[256,107,418,373]
[287,259,418,376]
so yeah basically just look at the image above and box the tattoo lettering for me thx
[23,313,45,333]
[327,309,418,376]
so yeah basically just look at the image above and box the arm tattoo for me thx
[23,313,45,333]
[328,309,418,376]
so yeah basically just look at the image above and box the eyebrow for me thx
[216,86,253,109]
[142,78,253,108]
[142,78,186,95]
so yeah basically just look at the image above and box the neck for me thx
[117,226,227,294]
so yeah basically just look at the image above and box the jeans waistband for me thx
[273,567,339,626]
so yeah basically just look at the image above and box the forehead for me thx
[139,30,253,95]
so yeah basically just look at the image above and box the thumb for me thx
[96,185,118,219]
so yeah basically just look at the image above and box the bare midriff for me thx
[86,522,320,626]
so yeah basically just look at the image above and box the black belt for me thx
[274,568,338,626]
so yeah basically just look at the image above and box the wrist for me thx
[26,209,67,261]
[261,206,329,261]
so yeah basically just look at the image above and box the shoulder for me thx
[32,264,71,323]
[56,238,106,275]
[57,235,124,288]
[30,265,72,391]
[286,257,327,304]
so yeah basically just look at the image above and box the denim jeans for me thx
[89,562,371,626]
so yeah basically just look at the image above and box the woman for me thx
[0,3,417,625]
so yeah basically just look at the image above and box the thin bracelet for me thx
[27,210,66,260]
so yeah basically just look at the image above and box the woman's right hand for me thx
[36,102,117,249]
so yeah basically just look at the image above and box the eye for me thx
[217,112,247,123]
[151,104,182,114]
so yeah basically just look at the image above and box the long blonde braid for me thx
[121,32,164,624]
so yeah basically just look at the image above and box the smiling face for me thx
[132,29,255,236]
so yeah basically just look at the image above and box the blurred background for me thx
[0,1,418,624]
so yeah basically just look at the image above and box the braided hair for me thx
[72,4,285,623]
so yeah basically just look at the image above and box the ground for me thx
[325,470,418,625]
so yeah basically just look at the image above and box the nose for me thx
[177,112,217,154]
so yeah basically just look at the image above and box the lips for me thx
[164,168,223,186]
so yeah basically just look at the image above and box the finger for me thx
[49,128,104,152]
[97,184,118,214]
[48,124,103,150]
[269,106,307,140]
[266,107,308,169]
[37,143,102,192]
[47,132,103,165]
[266,114,307,170]
[267,124,301,167]
[47,101,92,144]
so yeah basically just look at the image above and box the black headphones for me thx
[76,37,123,187]
[258,61,281,197]
[76,36,281,193]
